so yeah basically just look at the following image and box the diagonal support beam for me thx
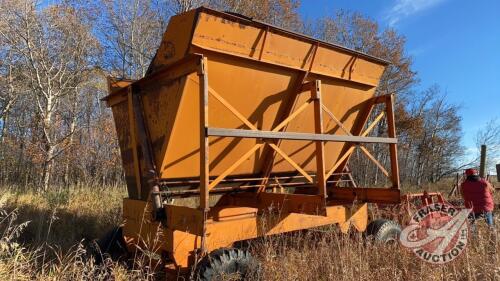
[208,143,264,189]
[327,96,389,185]
[321,104,352,136]
[325,146,356,180]
[268,143,313,183]
[272,99,312,132]
[361,112,385,137]
[259,70,312,191]
[208,86,258,130]
[359,145,389,177]
[324,111,386,182]
[327,94,399,189]
[328,98,376,186]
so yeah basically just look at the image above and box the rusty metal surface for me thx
[122,197,368,269]
[106,7,390,198]
[150,7,389,77]
[147,56,382,180]
[107,6,402,271]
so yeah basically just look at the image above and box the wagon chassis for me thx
[104,7,403,272]
[107,53,401,269]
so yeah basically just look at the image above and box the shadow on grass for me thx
[7,201,122,251]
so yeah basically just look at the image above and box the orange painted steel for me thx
[104,7,401,271]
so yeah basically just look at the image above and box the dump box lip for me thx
[191,6,391,66]
[102,7,392,103]
[102,54,203,103]
[103,7,391,103]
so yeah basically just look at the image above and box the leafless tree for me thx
[310,11,417,97]
[99,0,168,79]
[475,119,500,172]
[0,0,101,191]
[208,0,302,30]
[167,0,207,14]
[0,0,469,191]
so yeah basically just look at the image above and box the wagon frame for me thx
[104,7,402,273]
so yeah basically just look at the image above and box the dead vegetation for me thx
[0,2,499,280]
[0,184,498,281]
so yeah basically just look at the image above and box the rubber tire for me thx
[94,227,129,263]
[196,248,255,281]
[365,219,401,243]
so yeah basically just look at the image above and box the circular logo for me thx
[399,203,471,264]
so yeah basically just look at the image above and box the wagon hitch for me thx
[401,191,445,208]
[398,191,446,222]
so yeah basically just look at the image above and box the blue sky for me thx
[300,0,500,163]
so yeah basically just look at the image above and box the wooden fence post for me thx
[479,145,487,178]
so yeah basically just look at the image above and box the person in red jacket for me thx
[461,168,495,226]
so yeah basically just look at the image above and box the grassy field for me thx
[0,182,498,280]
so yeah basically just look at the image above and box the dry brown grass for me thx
[0,186,152,280]
[0,183,499,280]
[248,225,499,281]
[0,185,124,249]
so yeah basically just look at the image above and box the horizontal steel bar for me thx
[160,173,350,185]
[156,182,307,196]
[329,187,401,204]
[207,128,397,144]
[157,180,354,197]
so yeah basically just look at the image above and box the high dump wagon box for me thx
[104,6,401,277]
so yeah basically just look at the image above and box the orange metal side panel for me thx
[192,12,266,60]
[107,77,134,95]
[150,8,387,87]
[145,54,376,180]
[140,76,188,183]
[111,103,141,198]
[123,199,367,269]
[273,77,375,173]
[122,198,166,251]
[157,57,298,178]
[150,9,197,72]
[168,203,367,268]
[107,7,391,195]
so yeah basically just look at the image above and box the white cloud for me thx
[386,0,446,26]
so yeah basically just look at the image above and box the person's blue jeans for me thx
[484,212,494,226]
[469,211,494,227]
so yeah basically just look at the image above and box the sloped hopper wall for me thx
[107,7,388,200]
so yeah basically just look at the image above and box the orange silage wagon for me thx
[103,7,402,279]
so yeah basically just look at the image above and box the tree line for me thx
[0,0,465,191]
